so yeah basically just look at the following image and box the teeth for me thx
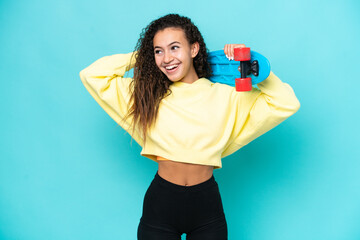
[165,65,178,70]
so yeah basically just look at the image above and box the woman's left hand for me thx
[224,44,246,60]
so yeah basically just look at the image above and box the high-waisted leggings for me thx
[137,171,228,240]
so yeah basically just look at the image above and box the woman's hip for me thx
[140,171,225,227]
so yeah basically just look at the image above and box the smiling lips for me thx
[164,64,180,73]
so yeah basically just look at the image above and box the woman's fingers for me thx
[224,44,231,59]
[230,44,234,60]
[223,44,247,60]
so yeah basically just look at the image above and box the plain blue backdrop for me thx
[1,0,359,239]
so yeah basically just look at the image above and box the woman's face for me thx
[153,27,199,84]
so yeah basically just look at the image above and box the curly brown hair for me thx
[124,14,212,145]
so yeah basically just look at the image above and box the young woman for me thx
[80,14,300,240]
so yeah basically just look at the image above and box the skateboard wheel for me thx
[235,77,252,91]
[234,48,251,61]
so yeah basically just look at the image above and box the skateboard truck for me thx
[234,47,259,91]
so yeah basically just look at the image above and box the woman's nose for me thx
[164,52,173,63]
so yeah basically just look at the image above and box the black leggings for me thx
[137,171,228,240]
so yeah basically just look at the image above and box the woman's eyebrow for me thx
[168,41,181,46]
[154,41,181,49]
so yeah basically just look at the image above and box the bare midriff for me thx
[156,156,214,186]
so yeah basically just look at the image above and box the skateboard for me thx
[208,47,271,91]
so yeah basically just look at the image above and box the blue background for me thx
[1,0,359,239]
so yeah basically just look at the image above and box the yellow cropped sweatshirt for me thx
[79,52,300,169]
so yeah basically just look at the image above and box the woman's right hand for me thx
[223,44,246,60]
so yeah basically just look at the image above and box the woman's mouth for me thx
[164,64,180,73]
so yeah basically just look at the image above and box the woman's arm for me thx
[79,51,143,146]
[222,45,300,156]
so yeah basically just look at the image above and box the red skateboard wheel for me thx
[235,77,252,91]
[234,47,251,61]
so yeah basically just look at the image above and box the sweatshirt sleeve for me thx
[222,71,300,157]
[79,51,144,147]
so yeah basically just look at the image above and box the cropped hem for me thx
[140,148,222,169]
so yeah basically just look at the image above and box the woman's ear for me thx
[191,42,200,58]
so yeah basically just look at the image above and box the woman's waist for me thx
[156,156,214,186]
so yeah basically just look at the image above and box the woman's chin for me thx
[166,75,183,82]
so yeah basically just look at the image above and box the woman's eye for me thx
[172,46,179,50]
[154,50,162,54]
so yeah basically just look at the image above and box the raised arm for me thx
[79,51,143,146]
[222,71,300,157]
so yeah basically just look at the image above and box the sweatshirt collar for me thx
[170,78,212,88]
